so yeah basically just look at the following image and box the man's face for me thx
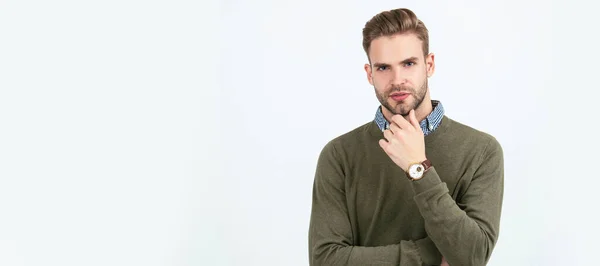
[364,33,435,116]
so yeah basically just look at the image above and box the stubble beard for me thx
[376,79,428,117]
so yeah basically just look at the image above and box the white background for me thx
[1,0,599,265]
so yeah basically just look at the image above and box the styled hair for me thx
[362,8,429,60]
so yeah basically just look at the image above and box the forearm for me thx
[309,235,442,266]
[310,242,400,266]
[411,167,502,266]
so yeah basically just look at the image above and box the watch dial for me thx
[409,164,424,178]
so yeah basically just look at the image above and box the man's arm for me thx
[308,141,442,266]
[411,137,504,266]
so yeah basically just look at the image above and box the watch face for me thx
[408,164,424,179]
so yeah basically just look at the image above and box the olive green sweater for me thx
[308,115,504,266]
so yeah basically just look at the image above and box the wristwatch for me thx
[406,159,432,181]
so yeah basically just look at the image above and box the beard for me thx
[375,79,428,116]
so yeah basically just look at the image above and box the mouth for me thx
[390,92,410,101]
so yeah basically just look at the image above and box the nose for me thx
[391,67,406,85]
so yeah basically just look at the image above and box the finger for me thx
[383,129,394,143]
[440,257,449,266]
[408,109,420,129]
[378,139,389,151]
[388,120,401,135]
[391,114,412,130]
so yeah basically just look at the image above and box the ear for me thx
[425,53,435,78]
[364,63,374,85]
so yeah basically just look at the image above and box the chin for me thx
[395,109,410,116]
[390,101,412,112]
[386,105,410,116]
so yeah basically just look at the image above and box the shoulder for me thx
[444,116,503,153]
[314,121,374,175]
[318,121,374,157]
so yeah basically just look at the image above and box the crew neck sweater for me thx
[308,115,504,266]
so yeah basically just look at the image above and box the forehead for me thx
[369,33,424,62]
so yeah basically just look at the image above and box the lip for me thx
[390,93,410,101]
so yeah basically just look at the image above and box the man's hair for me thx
[362,8,429,60]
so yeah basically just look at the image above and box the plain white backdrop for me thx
[1,0,599,265]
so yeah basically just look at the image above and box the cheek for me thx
[373,74,391,88]
[406,70,427,86]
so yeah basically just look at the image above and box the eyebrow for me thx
[372,57,419,68]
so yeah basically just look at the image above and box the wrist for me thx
[402,156,427,171]
[410,166,443,195]
[405,158,431,181]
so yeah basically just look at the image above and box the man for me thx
[308,8,504,266]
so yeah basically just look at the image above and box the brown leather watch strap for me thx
[421,159,432,172]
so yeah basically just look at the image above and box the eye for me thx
[404,62,415,67]
[376,66,389,71]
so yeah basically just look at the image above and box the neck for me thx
[382,95,433,124]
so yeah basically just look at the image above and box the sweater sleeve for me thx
[308,141,443,266]
[410,137,504,266]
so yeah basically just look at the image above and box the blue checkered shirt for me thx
[374,100,445,136]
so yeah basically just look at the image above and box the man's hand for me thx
[378,109,427,172]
